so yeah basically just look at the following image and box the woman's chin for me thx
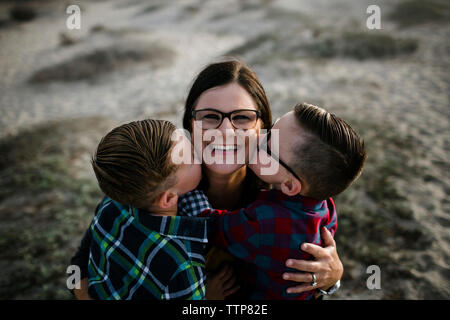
[204,163,246,176]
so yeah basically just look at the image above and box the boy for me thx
[179,103,367,300]
[86,119,208,300]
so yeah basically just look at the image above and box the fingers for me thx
[300,242,327,259]
[219,265,233,281]
[282,272,313,283]
[214,264,231,280]
[73,278,92,300]
[286,284,315,294]
[210,264,241,297]
[214,268,226,280]
[321,226,336,247]
[223,284,240,297]
[222,275,238,291]
[286,259,321,273]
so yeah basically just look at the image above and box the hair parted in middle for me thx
[183,57,272,132]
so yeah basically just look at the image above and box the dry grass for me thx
[0,117,115,299]
[388,0,450,27]
[227,30,418,65]
[29,41,176,83]
[306,31,419,60]
[330,115,443,299]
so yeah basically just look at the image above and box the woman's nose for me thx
[218,117,234,131]
[217,117,236,143]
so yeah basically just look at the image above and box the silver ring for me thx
[310,272,317,288]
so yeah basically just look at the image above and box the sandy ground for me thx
[0,0,448,299]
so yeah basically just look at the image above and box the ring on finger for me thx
[310,272,317,288]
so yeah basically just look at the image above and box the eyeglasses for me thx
[257,129,302,182]
[192,108,261,130]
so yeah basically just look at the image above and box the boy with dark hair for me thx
[87,119,208,300]
[179,102,366,300]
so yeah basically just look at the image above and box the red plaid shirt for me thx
[179,189,337,300]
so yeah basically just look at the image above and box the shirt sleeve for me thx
[69,200,104,282]
[178,190,213,216]
[69,226,92,280]
[205,206,261,263]
[179,190,260,263]
[165,264,206,300]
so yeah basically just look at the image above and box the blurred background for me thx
[0,0,448,299]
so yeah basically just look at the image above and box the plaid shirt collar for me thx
[258,189,325,210]
[111,199,209,244]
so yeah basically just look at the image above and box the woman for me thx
[71,58,343,299]
[182,58,342,298]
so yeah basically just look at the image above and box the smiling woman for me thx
[180,59,344,299]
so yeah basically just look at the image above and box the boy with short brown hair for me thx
[87,119,208,300]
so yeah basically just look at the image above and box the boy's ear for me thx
[156,190,179,209]
[280,177,302,196]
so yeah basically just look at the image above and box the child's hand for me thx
[205,264,240,300]
[73,278,93,300]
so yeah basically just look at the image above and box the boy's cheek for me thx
[248,161,279,185]
[259,157,281,182]
[192,163,202,183]
[248,159,277,176]
[257,150,279,174]
[262,159,280,176]
[179,163,202,193]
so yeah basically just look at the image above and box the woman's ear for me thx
[280,177,302,196]
[157,190,179,209]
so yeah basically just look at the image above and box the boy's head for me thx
[250,103,366,200]
[92,119,201,211]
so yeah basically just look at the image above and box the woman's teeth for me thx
[212,145,238,151]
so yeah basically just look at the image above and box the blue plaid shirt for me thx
[87,197,209,300]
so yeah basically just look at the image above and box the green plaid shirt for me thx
[87,197,209,300]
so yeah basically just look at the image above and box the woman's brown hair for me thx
[183,58,272,132]
[182,58,272,207]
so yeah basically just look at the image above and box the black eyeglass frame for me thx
[257,129,303,183]
[191,108,262,130]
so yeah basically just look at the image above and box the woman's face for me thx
[192,82,263,176]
